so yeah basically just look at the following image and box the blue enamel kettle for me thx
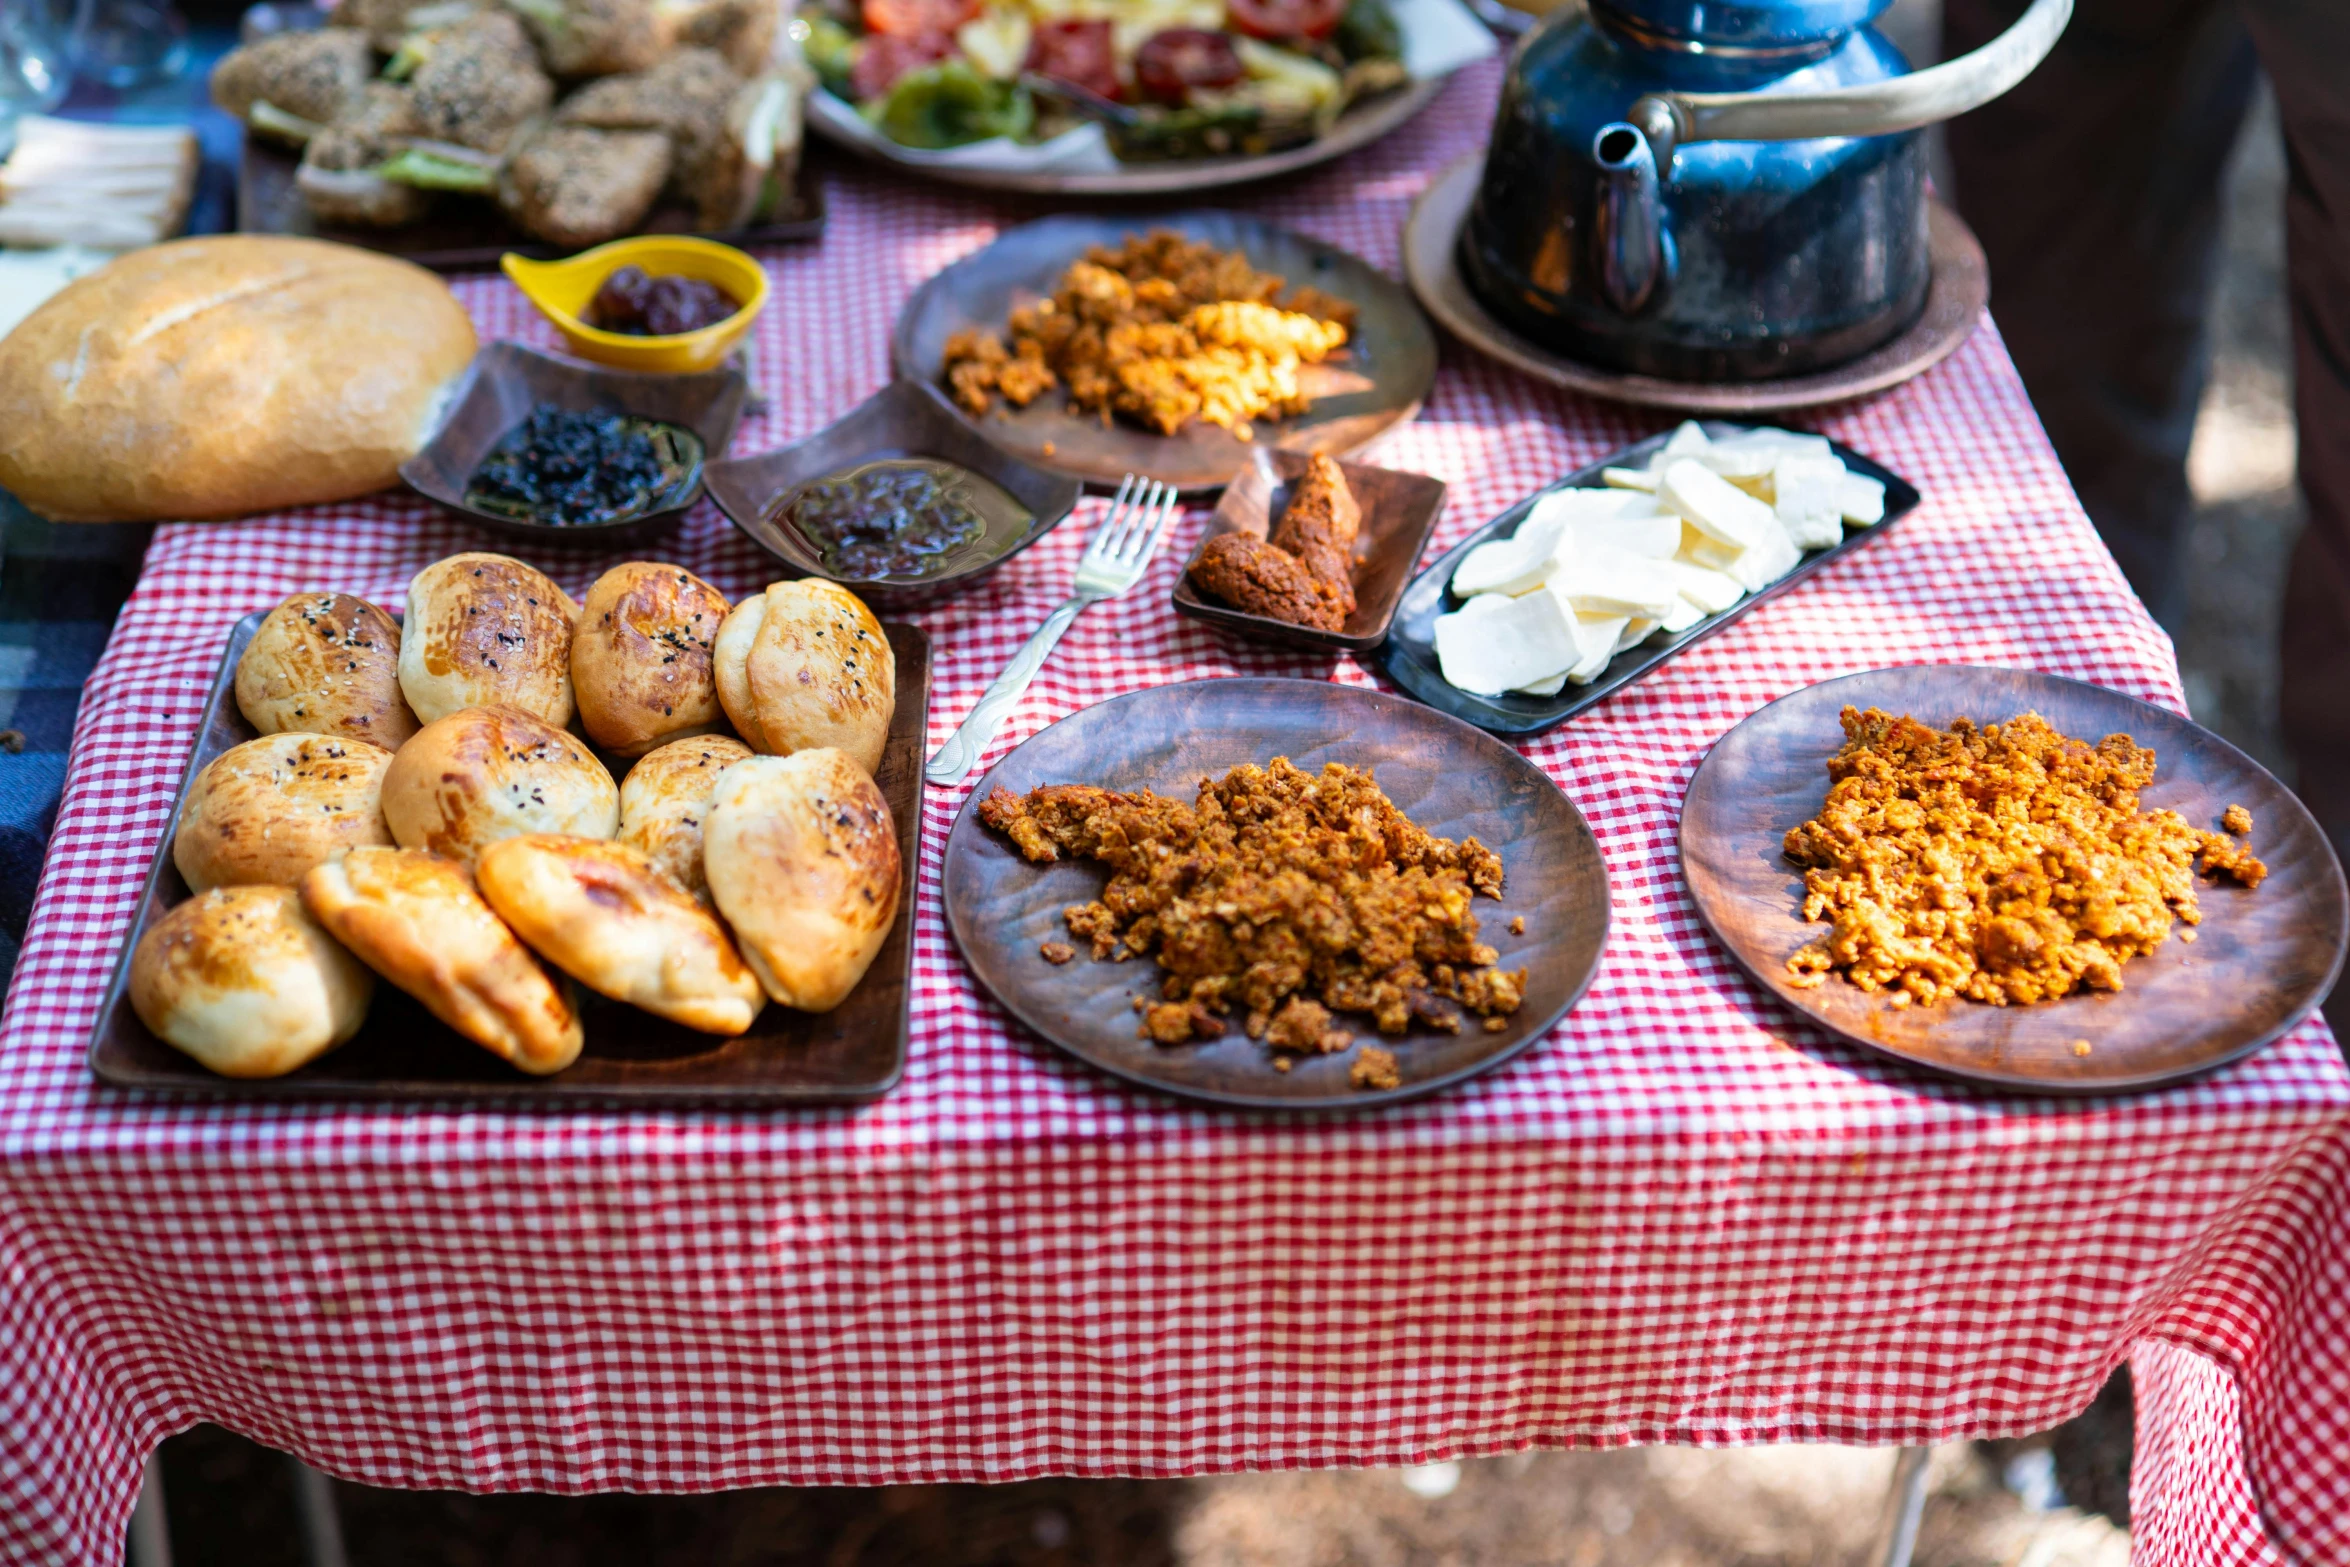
[1460,0,2070,380]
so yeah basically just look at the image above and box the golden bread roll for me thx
[172,732,395,892]
[617,734,754,901]
[0,235,476,523]
[235,592,419,749]
[301,846,582,1074]
[704,749,900,1011]
[476,834,765,1035]
[712,580,894,774]
[129,886,373,1078]
[398,553,582,727]
[571,561,730,757]
[381,705,619,867]
[710,584,766,750]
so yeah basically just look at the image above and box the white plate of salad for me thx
[793,0,1494,191]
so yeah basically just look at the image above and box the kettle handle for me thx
[1625,0,2070,164]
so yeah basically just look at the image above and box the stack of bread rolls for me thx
[129,551,903,1080]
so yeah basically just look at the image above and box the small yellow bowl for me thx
[501,236,770,375]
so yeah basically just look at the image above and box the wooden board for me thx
[88,613,930,1105]
[941,678,1610,1110]
[1679,665,2349,1092]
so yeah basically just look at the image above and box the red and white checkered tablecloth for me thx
[3,58,2347,1567]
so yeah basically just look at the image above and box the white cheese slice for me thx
[1772,452,1846,550]
[1451,511,1568,597]
[1840,472,1888,525]
[1602,466,1659,492]
[1432,589,1581,697]
[1659,596,1704,634]
[1547,548,1683,619]
[1614,616,1659,654]
[1514,670,1569,696]
[1721,515,1802,592]
[1649,421,1711,470]
[1565,615,1631,683]
[1660,460,1780,551]
[1677,523,1743,573]
[1593,509,1684,560]
[1533,486,1658,520]
[1711,427,1836,463]
[1660,559,1745,613]
[1453,489,1654,598]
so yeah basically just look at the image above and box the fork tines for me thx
[1088,474,1180,574]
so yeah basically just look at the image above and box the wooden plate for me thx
[807,77,1444,197]
[88,612,932,1105]
[401,342,749,545]
[1681,666,2349,1092]
[1170,449,1448,654]
[891,211,1439,492]
[942,678,1610,1109]
[1402,153,1991,414]
[1377,422,1919,736]
[705,378,1084,609]
[236,138,826,275]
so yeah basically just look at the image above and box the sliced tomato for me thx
[850,29,954,98]
[1133,28,1244,104]
[860,0,975,39]
[1024,18,1121,101]
[1226,0,1346,39]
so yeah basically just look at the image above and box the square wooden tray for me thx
[87,612,930,1105]
[1169,450,1448,654]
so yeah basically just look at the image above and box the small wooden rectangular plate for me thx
[1169,450,1448,654]
[1377,425,1920,737]
[237,139,826,274]
[87,613,931,1105]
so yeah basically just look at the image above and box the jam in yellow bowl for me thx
[501,236,768,374]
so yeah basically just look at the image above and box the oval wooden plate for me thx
[1681,666,2348,1091]
[942,679,1610,1109]
[892,211,1439,492]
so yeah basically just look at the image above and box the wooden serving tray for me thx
[87,611,930,1105]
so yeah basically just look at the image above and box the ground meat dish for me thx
[1189,534,1339,628]
[941,231,1352,439]
[1783,707,2268,1006]
[978,758,1524,1073]
[1187,454,1361,630]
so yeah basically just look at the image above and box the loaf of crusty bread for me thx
[0,235,476,522]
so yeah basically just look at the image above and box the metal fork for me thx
[926,474,1180,786]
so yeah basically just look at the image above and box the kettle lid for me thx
[1592,0,1891,51]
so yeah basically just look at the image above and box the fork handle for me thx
[926,593,1094,786]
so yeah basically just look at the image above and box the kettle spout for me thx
[1592,122,1667,316]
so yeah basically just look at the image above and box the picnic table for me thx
[3,56,2347,1567]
